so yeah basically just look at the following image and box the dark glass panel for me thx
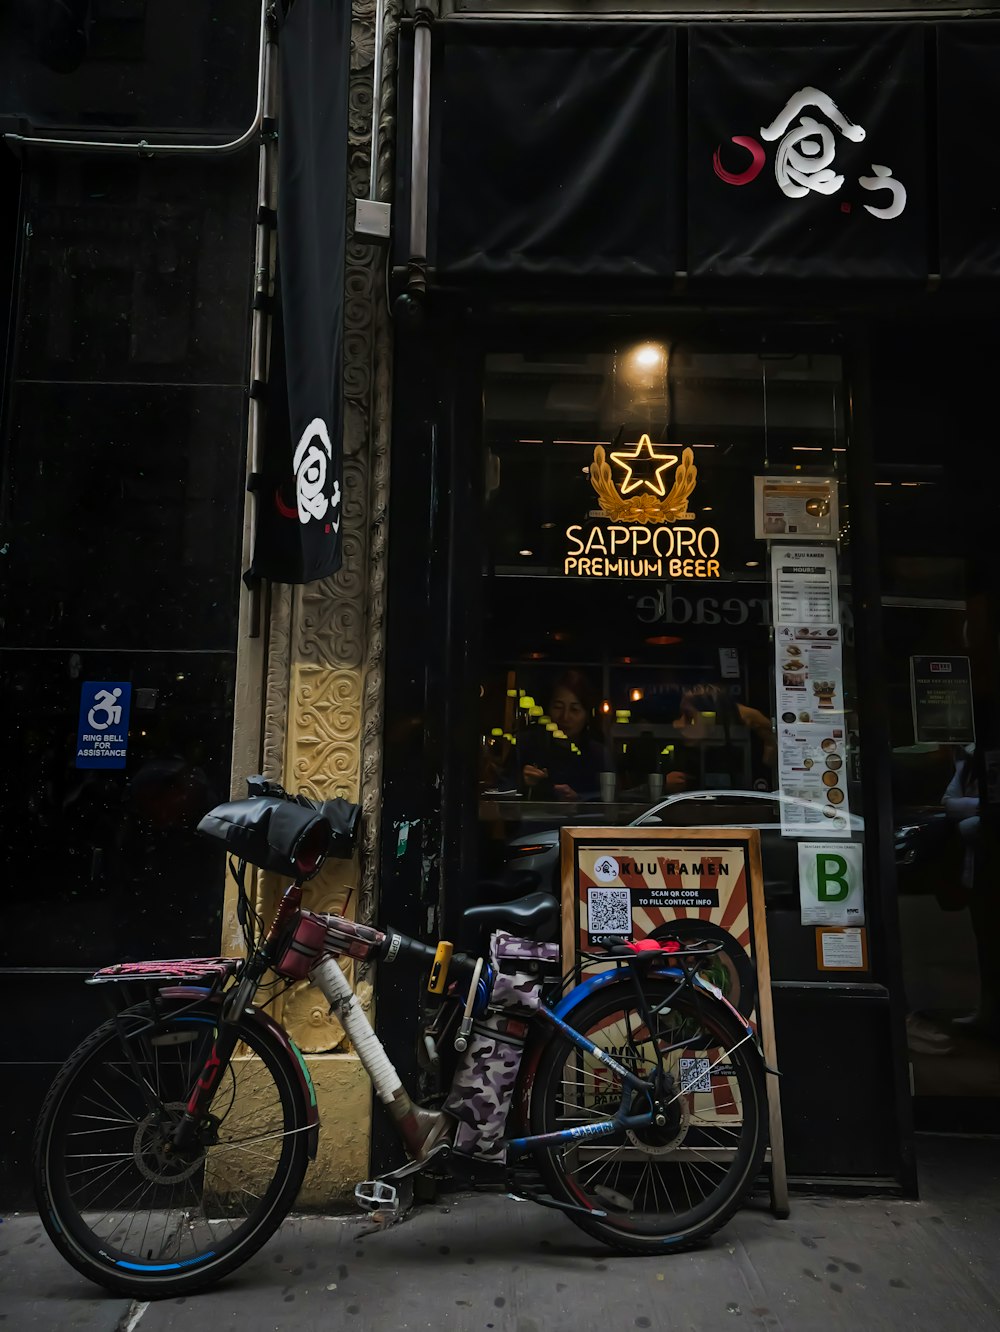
[0,1,258,134]
[0,648,235,968]
[17,155,256,385]
[0,383,247,650]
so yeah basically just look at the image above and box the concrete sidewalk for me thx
[3,1136,998,1332]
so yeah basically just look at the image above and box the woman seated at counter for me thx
[518,670,610,802]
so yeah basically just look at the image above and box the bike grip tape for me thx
[427,940,453,995]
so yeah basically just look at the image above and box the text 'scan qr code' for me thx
[679,1056,712,1094]
[587,887,632,936]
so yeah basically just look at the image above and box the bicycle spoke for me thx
[540,982,762,1240]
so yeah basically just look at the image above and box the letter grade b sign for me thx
[798,842,865,926]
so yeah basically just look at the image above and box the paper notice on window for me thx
[770,544,839,626]
[755,475,838,541]
[775,618,850,836]
[799,841,865,926]
[775,624,845,725]
[817,928,867,971]
[777,722,851,836]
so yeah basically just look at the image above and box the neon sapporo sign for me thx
[564,435,722,579]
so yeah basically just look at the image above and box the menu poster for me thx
[776,624,845,725]
[770,544,839,626]
[754,476,838,541]
[777,722,852,836]
[909,655,975,745]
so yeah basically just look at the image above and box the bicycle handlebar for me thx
[377,928,478,979]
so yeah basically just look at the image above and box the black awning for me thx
[430,22,679,279]
[249,0,349,586]
[938,23,1000,281]
[687,23,928,280]
[402,19,1000,288]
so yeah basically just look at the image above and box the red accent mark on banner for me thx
[713,137,766,186]
[275,488,298,519]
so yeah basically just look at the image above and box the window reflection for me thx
[478,341,857,986]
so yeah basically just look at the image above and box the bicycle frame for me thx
[165,880,757,1171]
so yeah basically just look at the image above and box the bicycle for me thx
[33,777,769,1298]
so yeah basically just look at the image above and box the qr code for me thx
[588,887,632,936]
[679,1056,712,1094]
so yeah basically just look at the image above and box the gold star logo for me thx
[608,434,678,497]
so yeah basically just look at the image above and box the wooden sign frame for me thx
[560,824,788,1218]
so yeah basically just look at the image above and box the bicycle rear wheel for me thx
[34,1001,310,1297]
[530,979,766,1254]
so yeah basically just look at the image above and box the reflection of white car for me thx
[506,789,864,901]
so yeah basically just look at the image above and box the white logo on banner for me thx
[757,85,907,219]
[293,417,341,529]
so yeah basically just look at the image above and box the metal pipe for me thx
[3,0,269,157]
[409,8,433,260]
[369,0,386,202]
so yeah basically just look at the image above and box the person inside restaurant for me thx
[516,669,610,802]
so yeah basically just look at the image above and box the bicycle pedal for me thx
[354,1179,400,1215]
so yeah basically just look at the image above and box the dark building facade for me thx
[0,3,263,1199]
[2,0,999,1206]
[375,10,1000,1192]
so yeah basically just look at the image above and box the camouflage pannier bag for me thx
[443,930,560,1162]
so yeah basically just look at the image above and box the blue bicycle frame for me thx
[505,962,757,1157]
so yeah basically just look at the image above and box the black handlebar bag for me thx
[197,797,335,879]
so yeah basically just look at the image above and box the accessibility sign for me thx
[76,682,132,770]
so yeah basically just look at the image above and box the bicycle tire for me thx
[34,1000,311,1297]
[530,979,766,1254]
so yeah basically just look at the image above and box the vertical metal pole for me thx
[409,9,433,271]
[369,0,386,203]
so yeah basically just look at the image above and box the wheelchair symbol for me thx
[87,688,124,731]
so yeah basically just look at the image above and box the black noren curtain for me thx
[938,23,1000,281]
[249,0,348,585]
[687,24,927,280]
[432,22,678,279]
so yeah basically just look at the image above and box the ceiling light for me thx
[518,548,534,556]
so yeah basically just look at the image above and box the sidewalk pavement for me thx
[3,1135,998,1332]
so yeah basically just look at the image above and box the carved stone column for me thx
[255,0,399,1203]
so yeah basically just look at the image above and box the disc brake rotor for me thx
[133,1102,209,1184]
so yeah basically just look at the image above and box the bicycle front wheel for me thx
[530,980,766,1254]
[34,1001,311,1297]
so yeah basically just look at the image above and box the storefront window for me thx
[478,340,860,981]
[873,320,1000,1125]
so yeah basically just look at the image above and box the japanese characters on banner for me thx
[688,24,926,279]
[769,543,851,837]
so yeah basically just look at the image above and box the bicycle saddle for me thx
[463,890,559,942]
